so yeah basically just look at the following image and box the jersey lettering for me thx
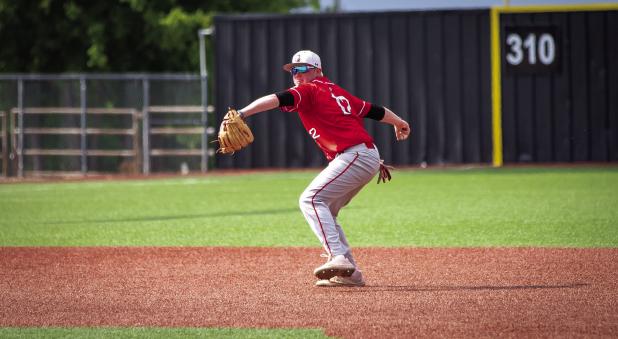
[330,89,352,115]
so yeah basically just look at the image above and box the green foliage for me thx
[0,167,616,247]
[0,0,319,72]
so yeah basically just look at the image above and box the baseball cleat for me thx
[315,279,336,287]
[315,271,366,287]
[329,275,366,287]
[313,254,355,280]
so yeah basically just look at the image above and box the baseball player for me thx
[232,50,410,287]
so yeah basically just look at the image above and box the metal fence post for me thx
[80,77,87,174]
[1,112,6,177]
[199,28,213,173]
[200,85,209,172]
[200,76,208,173]
[17,79,24,178]
[142,78,150,174]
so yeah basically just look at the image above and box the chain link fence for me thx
[0,74,214,177]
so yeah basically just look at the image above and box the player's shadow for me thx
[44,207,300,225]
[333,283,588,292]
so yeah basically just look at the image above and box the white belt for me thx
[341,143,375,154]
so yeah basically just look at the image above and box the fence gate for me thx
[0,74,208,177]
[11,106,139,176]
[142,105,212,174]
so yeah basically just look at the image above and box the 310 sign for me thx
[504,26,561,74]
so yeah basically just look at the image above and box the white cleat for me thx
[313,254,355,280]
[315,271,366,287]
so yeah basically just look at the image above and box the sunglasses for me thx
[291,65,316,75]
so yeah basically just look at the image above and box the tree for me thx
[0,0,319,72]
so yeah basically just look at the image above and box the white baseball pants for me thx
[299,143,380,266]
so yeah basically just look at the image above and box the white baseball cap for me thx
[282,50,322,72]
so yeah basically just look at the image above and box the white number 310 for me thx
[506,32,556,66]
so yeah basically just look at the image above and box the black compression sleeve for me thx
[365,104,386,121]
[276,90,294,107]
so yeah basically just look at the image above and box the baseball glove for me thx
[216,108,254,154]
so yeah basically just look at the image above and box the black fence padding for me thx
[213,10,492,168]
[500,10,618,163]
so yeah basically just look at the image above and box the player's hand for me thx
[394,119,410,141]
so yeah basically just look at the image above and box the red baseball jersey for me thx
[281,76,374,161]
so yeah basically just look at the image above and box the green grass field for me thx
[1,167,617,338]
[1,167,617,247]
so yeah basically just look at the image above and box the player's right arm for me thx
[365,104,410,141]
[380,108,411,141]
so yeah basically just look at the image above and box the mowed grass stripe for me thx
[0,167,616,247]
[0,327,330,339]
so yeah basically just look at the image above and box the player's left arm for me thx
[237,85,309,118]
[237,94,280,119]
[365,105,411,141]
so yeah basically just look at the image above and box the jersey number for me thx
[308,128,320,140]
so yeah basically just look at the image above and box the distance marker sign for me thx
[504,26,561,74]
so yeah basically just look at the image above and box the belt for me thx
[340,142,375,154]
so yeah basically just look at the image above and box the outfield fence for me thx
[214,6,618,168]
[1,6,617,177]
[491,4,618,165]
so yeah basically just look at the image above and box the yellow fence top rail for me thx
[493,3,618,13]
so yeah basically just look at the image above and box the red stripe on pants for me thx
[311,152,360,256]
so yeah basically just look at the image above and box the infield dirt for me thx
[1,247,616,338]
